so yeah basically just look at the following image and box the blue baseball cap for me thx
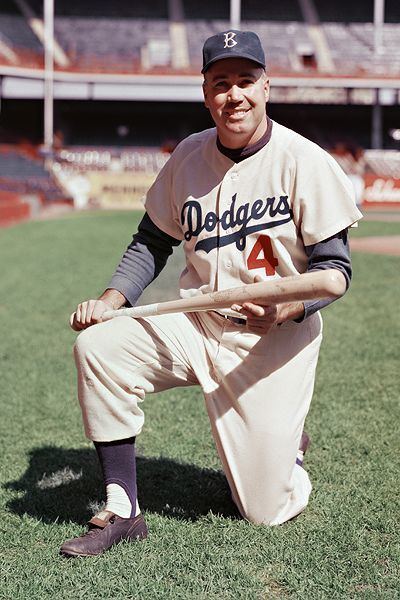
[202,30,266,74]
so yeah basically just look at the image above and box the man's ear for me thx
[202,82,209,109]
[264,77,270,102]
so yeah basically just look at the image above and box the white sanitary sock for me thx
[105,483,140,518]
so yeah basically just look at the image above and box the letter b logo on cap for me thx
[202,29,266,73]
[223,32,237,48]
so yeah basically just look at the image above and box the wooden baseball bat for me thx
[102,269,346,321]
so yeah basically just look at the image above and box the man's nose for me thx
[228,85,243,102]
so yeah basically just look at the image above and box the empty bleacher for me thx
[323,22,400,74]
[0,146,69,203]
[0,148,47,178]
[54,18,170,71]
[0,7,43,67]
[0,14,42,52]
[244,21,314,72]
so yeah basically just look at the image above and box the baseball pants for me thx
[74,310,322,526]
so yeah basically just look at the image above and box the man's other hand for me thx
[231,275,305,334]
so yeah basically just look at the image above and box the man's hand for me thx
[231,276,305,334]
[70,289,127,331]
[70,299,112,331]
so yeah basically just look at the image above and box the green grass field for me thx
[0,212,399,599]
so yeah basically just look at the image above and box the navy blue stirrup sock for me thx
[94,436,137,518]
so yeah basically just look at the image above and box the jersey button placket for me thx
[218,173,236,289]
[216,175,232,288]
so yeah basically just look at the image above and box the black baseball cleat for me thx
[60,510,148,557]
[300,431,310,454]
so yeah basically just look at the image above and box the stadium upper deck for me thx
[0,0,399,75]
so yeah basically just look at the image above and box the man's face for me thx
[203,58,269,149]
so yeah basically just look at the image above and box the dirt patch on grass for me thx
[350,236,400,256]
[362,211,400,222]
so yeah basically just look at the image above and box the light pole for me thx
[230,0,241,30]
[372,0,385,148]
[43,0,54,156]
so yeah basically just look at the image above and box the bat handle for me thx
[102,303,160,321]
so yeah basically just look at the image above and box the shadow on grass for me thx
[4,446,238,525]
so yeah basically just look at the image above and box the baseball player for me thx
[61,30,362,557]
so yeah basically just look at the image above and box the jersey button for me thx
[225,260,232,268]
[230,172,238,180]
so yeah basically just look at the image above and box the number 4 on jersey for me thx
[247,235,278,276]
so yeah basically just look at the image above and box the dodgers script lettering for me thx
[181,194,292,252]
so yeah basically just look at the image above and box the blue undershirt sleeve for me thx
[107,213,181,307]
[296,229,352,322]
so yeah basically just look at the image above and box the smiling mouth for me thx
[225,109,249,120]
